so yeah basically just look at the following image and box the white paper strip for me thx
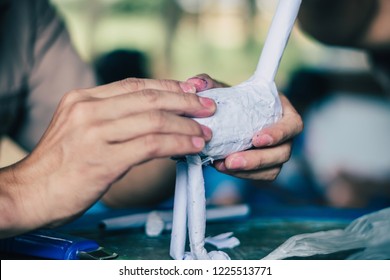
[186,155,210,259]
[99,204,250,231]
[170,160,189,260]
[255,0,302,82]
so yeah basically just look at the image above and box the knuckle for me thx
[254,156,264,170]
[120,78,146,92]
[192,121,204,136]
[148,110,167,131]
[143,134,160,157]
[60,89,84,107]
[293,113,304,134]
[273,127,286,143]
[160,79,180,92]
[141,89,160,105]
[275,142,292,164]
[265,167,282,181]
[282,146,292,162]
[83,124,101,143]
[68,100,93,124]
[181,90,199,108]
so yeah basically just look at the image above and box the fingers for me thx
[185,73,230,92]
[59,88,216,123]
[111,134,206,167]
[110,89,216,118]
[214,160,283,181]
[252,94,303,147]
[212,94,301,181]
[88,78,196,98]
[214,141,292,180]
[101,111,212,143]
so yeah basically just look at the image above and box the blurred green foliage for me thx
[106,0,165,14]
[51,0,310,87]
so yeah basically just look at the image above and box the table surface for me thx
[58,205,373,260]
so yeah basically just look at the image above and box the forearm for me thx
[0,164,38,238]
[102,158,176,208]
[0,157,83,239]
[298,0,379,47]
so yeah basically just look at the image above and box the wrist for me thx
[0,161,49,238]
[0,165,30,238]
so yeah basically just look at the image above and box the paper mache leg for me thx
[185,155,230,260]
[170,160,188,260]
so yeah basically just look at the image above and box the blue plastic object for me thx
[0,229,100,260]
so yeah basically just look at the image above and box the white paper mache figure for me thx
[170,0,302,260]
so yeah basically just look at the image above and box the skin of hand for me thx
[186,74,303,180]
[0,78,215,238]
[102,76,233,209]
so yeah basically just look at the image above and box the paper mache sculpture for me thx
[170,0,302,260]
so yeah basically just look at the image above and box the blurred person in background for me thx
[94,49,151,83]
[277,0,390,208]
[0,0,302,238]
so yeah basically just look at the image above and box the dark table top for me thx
[55,204,374,260]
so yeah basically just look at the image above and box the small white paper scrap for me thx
[205,232,240,249]
[145,211,165,237]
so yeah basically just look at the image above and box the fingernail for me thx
[254,134,273,147]
[192,136,205,149]
[226,156,247,170]
[200,125,212,141]
[179,82,196,93]
[199,97,215,109]
[187,77,208,91]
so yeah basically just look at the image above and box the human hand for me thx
[2,78,215,236]
[186,74,303,181]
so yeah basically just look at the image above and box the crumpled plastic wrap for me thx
[262,207,390,260]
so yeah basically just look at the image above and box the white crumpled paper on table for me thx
[262,207,390,260]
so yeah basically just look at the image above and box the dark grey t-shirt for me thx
[0,0,96,151]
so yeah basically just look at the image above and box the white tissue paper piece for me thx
[145,211,165,237]
[262,207,390,260]
[205,232,241,249]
